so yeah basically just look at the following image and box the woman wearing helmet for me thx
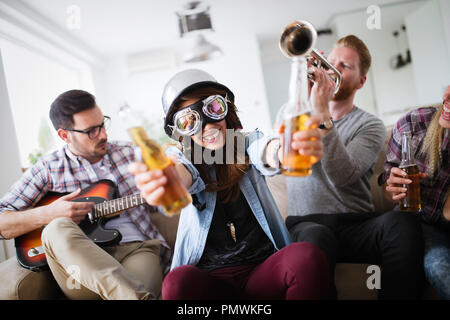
[129,69,331,299]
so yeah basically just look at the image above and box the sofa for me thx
[0,128,441,300]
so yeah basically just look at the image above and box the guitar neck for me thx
[92,194,145,219]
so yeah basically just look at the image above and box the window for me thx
[0,39,95,168]
[125,66,176,145]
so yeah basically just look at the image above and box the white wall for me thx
[260,33,336,127]
[440,0,450,67]
[0,1,99,167]
[261,58,291,125]
[0,51,21,261]
[332,1,427,123]
[406,0,450,105]
[94,32,273,141]
[0,1,100,261]
[260,0,450,127]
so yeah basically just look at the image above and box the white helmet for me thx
[162,69,234,136]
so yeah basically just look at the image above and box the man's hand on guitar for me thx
[129,162,168,207]
[45,189,94,224]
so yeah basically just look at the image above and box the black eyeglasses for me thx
[64,116,110,139]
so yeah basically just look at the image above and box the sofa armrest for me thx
[0,256,61,300]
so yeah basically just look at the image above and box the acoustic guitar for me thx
[14,180,146,271]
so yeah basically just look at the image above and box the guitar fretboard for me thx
[92,194,145,219]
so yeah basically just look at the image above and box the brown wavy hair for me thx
[172,86,250,203]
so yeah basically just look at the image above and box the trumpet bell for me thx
[280,20,341,94]
[280,21,317,58]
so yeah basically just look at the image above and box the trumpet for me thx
[280,20,341,94]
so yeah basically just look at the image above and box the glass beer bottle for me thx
[119,104,191,216]
[398,131,421,212]
[277,57,317,176]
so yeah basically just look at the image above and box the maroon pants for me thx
[162,242,330,300]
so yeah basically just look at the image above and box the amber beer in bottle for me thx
[119,105,191,216]
[278,57,316,176]
[398,131,421,212]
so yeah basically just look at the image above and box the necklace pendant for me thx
[227,222,237,243]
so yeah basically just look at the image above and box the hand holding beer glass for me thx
[120,105,191,216]
[277,90,321,177]
[386,167,427,212]
[277,20,335,176]
[385,131,426,212]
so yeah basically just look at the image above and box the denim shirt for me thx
[165,130,292,271]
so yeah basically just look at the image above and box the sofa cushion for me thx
[150,212,180,249]
[266,174,289,220]
[370,127,395,214]
[334,263,379,299]
[0,257,60,300]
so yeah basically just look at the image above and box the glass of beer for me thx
[276,56,316,177]
[398,131,421,212]
[279,111,317,176]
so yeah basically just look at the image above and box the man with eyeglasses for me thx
[0,90,168,300]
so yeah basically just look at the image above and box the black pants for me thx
[286,211,425,300]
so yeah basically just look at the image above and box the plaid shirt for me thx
[0,141,172,271]
[379,107,450,225]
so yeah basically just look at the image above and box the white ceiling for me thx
[21,0,412,57]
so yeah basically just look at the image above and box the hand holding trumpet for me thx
[309,64,336,115]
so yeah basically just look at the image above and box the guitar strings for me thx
[92,194,145,219]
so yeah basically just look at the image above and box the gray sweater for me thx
[286,106,386,215]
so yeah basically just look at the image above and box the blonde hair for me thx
[419,105,445,178]
[335,35,372,76]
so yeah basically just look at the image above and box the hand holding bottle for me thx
[387,131,424,212]
[385,167,427,201]
[120,104,191,216]
[129,163,167,207]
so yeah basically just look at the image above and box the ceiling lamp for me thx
[176,1,223,63]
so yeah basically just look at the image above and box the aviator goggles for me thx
[171,95,229,136]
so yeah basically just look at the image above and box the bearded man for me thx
[285,35,424,300]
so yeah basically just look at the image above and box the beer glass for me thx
[277,21,320,177]
[279,111,316,176]
[277,57,316,177]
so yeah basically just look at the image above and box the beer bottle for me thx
[119,104,191,216]
[398,131,421,212]
[276,57,317,176]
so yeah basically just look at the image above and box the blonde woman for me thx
[381,86,450,299]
